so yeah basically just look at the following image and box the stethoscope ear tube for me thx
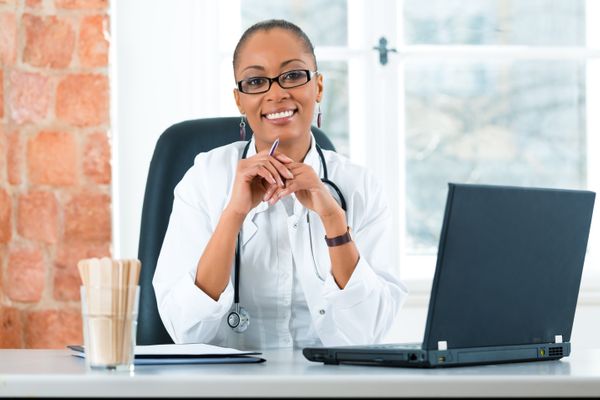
[315,145,346,212]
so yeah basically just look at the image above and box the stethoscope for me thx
[227,138,347,333]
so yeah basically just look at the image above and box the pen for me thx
[268,137,280,156]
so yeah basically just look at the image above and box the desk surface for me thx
[1,348,600,397]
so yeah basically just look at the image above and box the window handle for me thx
[372,36,397,66]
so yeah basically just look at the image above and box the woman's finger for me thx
[277,179,299,199]
[269,156,295,180]
[263,182,279,202]
[251,164,277,186]
[258,160,286,187]
[274,152,294,164]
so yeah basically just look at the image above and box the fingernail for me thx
[278,179,284,187]
[287,171,293,179]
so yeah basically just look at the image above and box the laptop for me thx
[303,183,596,367]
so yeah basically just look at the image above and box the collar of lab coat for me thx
[241,131,322,247]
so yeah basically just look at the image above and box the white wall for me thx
[111,0,220,259]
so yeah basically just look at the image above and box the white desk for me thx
[1,348,600,397]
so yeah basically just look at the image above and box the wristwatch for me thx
[325,226,352,247]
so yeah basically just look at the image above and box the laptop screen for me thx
[422,183,595,351]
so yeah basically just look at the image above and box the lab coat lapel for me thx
[241,201,268,247]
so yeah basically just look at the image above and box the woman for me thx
[153,19,407,350]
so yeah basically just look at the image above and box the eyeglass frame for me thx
[236,69,319,95]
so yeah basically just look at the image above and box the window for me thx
[399,0,599,290]
[213,0,599,290]
[113,0,599,296]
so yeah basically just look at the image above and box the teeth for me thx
[265,110,294,120]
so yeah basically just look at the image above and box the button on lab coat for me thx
[153,134,408,350]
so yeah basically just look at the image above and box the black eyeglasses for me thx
[237,69,318,94]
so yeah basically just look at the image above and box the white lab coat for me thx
[153,134,408,350]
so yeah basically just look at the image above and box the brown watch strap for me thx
[325,226,352,247]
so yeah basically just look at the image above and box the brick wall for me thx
[0,0,111,348]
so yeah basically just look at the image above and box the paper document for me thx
[134,343,260,357]
[67,343,265,364]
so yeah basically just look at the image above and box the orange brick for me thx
[9,70,51,125]
[0,307,23,348]
[23,14,75,69]
[6,130,21,185]
[0,188,11,243]
[0,130,3,178]
[27,130,77,186]
[25,0,42,7]
[24,309,82,349]
[83,132,111,184]
[0,12,17,65]
[0,68,3,118]
[64,192,111,242]
[55,0,107,9]
[53,241,110,300]
[0,254,3,286]
[56,74,108,127]
[79,15,109,67]
[17,191,59,243]
[6,246,45,302]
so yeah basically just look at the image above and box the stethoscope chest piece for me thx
[228,304,250,333]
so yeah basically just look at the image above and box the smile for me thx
[264,109,295,120]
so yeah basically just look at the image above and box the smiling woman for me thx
[151,19,408,350]
[232,24,323,162]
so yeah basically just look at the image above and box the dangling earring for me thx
[239,114,246,141]
[317,103,322,128]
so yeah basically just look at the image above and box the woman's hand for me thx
[226,150,295,216]
[265,153,343,219]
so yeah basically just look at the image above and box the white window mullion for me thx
[361,0,402,271]
[396,0,408,280]
[395,45,600,60]
[581,0,600,295]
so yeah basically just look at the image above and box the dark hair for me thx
[233,19,317,72]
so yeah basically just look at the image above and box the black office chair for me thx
[137,117,336,345]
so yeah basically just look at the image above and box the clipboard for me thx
[67,343,265,365]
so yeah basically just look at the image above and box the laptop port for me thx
[409,353,418,361]
[438,356,446,363]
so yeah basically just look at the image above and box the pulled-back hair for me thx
[233,19,317,72]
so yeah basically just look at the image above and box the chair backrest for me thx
[137,117,336,345]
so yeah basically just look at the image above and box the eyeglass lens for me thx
[239,70,311,94]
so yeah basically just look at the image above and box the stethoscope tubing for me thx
[228,139,346,332]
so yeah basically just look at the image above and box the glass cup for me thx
[80,285,139,371]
